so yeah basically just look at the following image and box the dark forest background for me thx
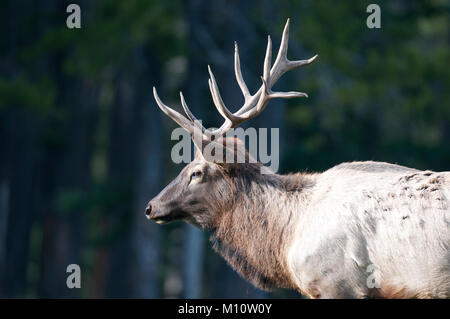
[0,0,448,298]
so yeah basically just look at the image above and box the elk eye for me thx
[191,170,202,180]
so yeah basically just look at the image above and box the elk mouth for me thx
[151,214,173,224]
[148,207,185,224]
[146,204,174,224]
[147,210,174,224]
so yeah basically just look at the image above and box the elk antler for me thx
[153,18,317,143]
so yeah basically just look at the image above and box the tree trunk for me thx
[104,46,164,298]
[39,78,95,298]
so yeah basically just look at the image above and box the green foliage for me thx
[3,0,449,299]
[62,0,184,78]
[0,76,56,113]
[281,0,450,173]
[54,181,132,245]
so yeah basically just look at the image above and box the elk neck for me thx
[210,164,316,291]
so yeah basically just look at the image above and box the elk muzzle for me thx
[145,201,172,224]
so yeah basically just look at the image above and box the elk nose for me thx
[145,204,152,218]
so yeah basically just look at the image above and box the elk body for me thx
[147,20,450,299]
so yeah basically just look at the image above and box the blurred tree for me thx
[0,0,448,299]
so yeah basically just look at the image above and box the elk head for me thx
[146,19,317,230]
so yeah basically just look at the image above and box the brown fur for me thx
[373,285,419,299]
[209,158,314,291]
[148,139,450,298]
[149,137,316,291]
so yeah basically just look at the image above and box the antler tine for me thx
[180,91,213,133]
[273,18,290,71]
[269,91,308,99]
[271,19,318,83]
[234,42,251,101]
[207,65,240,123]
[179,91,197,123]
[256,76,271,113]
[153,18,317,142]
[232,35,275,118]
[263,35,272,86]
[153,87,195,134]
[154,87,209,140]
[207,79,232,126]
[251,38,273,115]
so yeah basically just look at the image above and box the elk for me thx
[147,19,450,299]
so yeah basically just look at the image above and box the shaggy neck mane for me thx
[210,163,314,291]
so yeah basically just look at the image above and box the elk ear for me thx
[192,137,225,164]
[194,137,251,165]
[193,138,207,161]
